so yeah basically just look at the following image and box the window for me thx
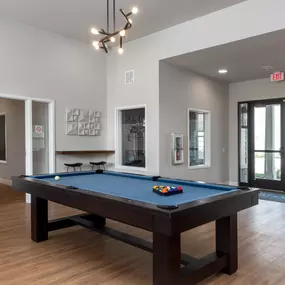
[188,109,210,168]
[0,113,7,163]
[117,107,146,169]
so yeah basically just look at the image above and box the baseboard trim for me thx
[0,178,12,186]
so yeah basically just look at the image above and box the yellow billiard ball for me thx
[55,176,60,181]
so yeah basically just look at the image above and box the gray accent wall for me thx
[159,61,229,183]
[229,78,285,183]
[0,99,25,180]
[0,19,107,174]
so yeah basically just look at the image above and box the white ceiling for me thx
[0,0,247,43]
[164,29,285,83]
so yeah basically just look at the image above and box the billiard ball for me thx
[55,176,60,181]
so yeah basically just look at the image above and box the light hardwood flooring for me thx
[1,184,285,285]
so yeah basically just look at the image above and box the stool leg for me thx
[80,166,82,172]
[67,166,69,172]
[73,167,76,172]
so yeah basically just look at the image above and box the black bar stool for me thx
[64,163,83,172]
[89,161,107,170]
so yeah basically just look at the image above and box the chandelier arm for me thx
[101,42,108,53]
[120,9,132,28]
[99,30,120,44]
[124,22,132,30]
[99,29,112,36]
[119,9,128,21]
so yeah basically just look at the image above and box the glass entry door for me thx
[249,100,284,190]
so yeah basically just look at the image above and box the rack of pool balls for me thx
[153,185,183,196]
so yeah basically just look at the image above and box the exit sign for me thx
[270,72,285,82]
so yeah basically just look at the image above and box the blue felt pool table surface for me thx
[32,171,238,206]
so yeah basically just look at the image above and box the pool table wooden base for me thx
[31,196,238,285]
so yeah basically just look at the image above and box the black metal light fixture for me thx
[90,0,138,54]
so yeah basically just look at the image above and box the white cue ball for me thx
[55,176,60,181]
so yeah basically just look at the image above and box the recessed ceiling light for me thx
[262,65,274,70]
[219,69,228,74]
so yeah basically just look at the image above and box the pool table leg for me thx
[31,196,48,242]
[216,214,238,275]
[153,232,181,285]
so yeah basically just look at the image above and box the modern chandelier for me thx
[90,0,138,54]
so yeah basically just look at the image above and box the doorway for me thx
[0,94,55,202]
[239,98,285,190]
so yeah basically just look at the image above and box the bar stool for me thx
[89,161,107,170]
[64,163,83,172]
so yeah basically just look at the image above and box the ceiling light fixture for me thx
[262,65,274,70]
[219,69,228,74]
[90,0,138,54]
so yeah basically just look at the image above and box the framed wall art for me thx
[172,133,184,165]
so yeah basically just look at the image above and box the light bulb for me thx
[92,41,100,50]
[110,37,116,43]
[118,48,124,54]
[119,30,126,37]
[92,41,99,47]
[218,69,228,74]
[132,6,138,14]
[128,18,133,24]
[91,28,99,35]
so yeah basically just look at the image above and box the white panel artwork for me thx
[66,123,78,135]
[78,123,85,136]
[79,110,90,122]
[89,110,96,123]
[73,109,80,122]
[66,108,101,136]
[66,108,74,122]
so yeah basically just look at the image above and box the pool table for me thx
[12,171,259,285]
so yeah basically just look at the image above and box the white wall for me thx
[159,62,229,183]
[0,99,25,181]
[0,19,107,173]
[229,78,285,183]
[106,49,159,175]
[107,0,285,175]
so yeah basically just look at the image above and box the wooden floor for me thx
[1,184,285,285]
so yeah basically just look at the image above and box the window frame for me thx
[0,112,7,164]
[115,104,147,172]
[187,108,211,170]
